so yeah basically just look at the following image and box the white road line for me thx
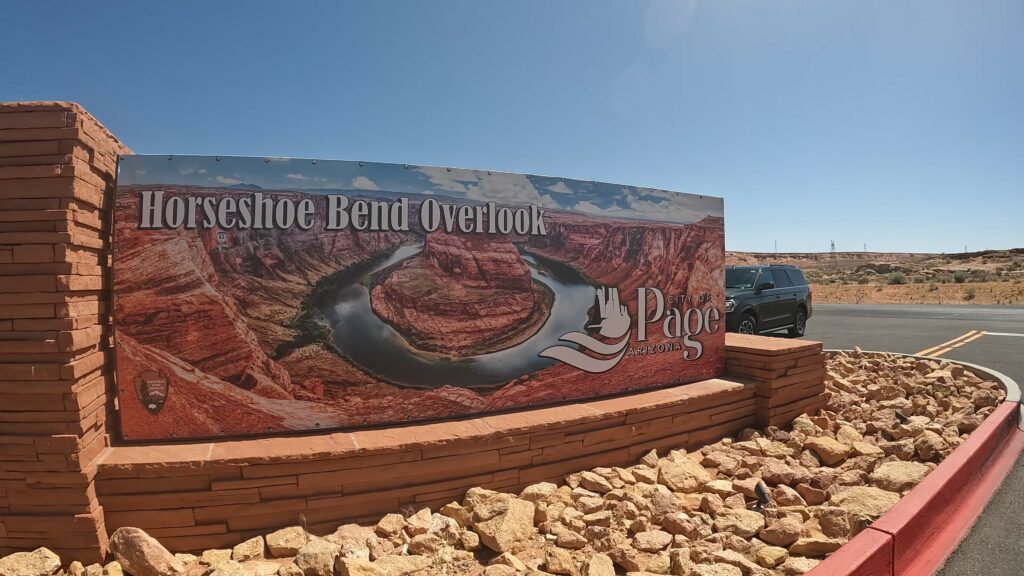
[982,332,1024,337]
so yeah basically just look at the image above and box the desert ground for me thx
[726,249,1024,305]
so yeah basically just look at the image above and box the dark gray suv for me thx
[725,264,812,337]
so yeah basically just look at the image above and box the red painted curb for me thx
[807,400,1023,576]
[875,402,1024,576]
[807,526,893,576]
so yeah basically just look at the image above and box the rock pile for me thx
[0,351,1004,576]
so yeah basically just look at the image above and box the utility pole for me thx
[774,240,778,255]
[830,240,838,269]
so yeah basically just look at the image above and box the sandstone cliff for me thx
[370,231,550,356]
[527,214,725,307]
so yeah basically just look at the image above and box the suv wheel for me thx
[789,309,807,337]
[737,314,757,335]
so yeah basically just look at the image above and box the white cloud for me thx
[179,168,195,175]
[539,193,562,209]
[574,200,606,215]
[546,181,573,194]
[213,175,242,185]
[286,173,309,181]
[351,176,380,191]
[198,169,208,174]
[416,166,549,206]
[567,185,724,223]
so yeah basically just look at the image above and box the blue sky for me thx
[3,1,1021,252]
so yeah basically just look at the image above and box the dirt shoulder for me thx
[812,281,1024,305]
[727,248,1024,306]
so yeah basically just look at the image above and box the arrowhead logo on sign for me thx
[539,287,632,373]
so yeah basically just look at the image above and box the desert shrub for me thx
[912,275,926,284]
[954,270,967,283]
[857,277,869,285]
[887,272,907,285]
[928,282,938,291]
[964,287,976,301]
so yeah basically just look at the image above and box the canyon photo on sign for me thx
[112,155,725,440]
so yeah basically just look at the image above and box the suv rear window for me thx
[787,269,807,286]
[773,269,793,288]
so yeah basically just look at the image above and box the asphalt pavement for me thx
[796,304,1024,576]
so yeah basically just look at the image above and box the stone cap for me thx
[96,376,752,470]
[725,333,822,356]
[1,100,131,155]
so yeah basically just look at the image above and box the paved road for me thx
[798,304,1024,576]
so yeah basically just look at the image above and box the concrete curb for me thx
[807,351,1024,576]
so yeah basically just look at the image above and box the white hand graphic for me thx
[589,286,630,339]
[540,285,632,373]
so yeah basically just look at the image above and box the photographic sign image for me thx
[113,155,725,440]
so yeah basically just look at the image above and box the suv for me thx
[725,264,812,337]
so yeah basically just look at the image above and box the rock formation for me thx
[370,231,550,356]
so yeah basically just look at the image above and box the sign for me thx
[113,155,725,440]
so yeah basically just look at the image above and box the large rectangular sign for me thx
[113,155,725,440]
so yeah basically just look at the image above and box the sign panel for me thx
[113,155,725,440]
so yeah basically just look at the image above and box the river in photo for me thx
[316,242,595,389]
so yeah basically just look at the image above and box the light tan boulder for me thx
[404,508,432,536]
[830,486,901,518]
[489,552,527,571]
[669,548,694,576]
[461,530,481,551]
[779,556,820,575]
[207,560,247,576]
[475,497,536,553]
[556,530,587,550]
[869,461,930,492]
[788,537,845,557]
[0,547,61,576]
[914,431,949,461]
[756,546,789,568]
[758,518,802,547]
[266,526,308,558]
[372,555,432,575]
[520,482,559,503]
[294,538,341,576]
[334,558,387,576]
[713,508,766,539]
[805,437,851,466]
[109,527,185,576]
[201,549,232,566]
[580,471,614,494]
[690,563,742,576]
[232,536,265,562]
[633,530,672,552]
[659,458,712,493]
[545,547,578,575]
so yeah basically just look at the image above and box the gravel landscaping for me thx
[0,350,1006,576]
